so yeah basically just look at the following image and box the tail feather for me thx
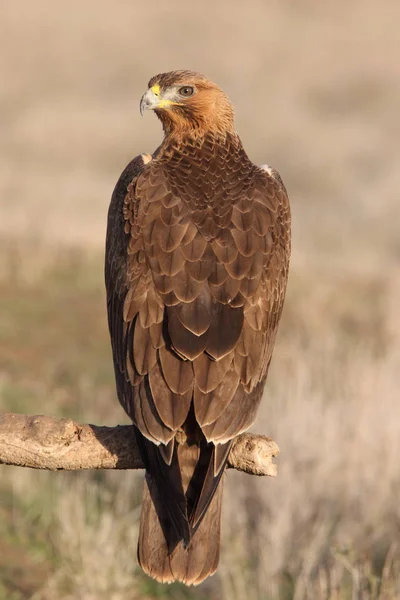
[135,428,190,548]
[138,472,223,585]
[136,413,231,585]
[190,440,231,530]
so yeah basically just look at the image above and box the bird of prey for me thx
[105,70,291,586]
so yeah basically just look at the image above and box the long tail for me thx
[138,470,224,585]
[138,444,225,585]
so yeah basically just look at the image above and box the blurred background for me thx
[1,1,399,598]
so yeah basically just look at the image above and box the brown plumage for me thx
[105,70,291,585]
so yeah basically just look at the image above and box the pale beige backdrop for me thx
[1,0,399,264]
[1,1,400,599]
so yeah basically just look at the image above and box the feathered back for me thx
[105,71,291,585]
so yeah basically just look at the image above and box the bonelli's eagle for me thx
[105,71,291,585]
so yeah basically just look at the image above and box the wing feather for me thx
[106,139,291,556]
[148,357,192,431]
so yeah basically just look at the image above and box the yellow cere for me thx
[151,84,161,96]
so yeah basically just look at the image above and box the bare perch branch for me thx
[0,413,279,476]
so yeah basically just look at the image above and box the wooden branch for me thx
[0,413,279,477]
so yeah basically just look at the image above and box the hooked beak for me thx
[140,89,160,116]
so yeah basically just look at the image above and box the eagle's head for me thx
[140,70,235,137]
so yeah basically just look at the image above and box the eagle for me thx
[105,70,291,586]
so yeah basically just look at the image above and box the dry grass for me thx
[1,0,400,598]
[221,272,400,600]
[1,250,399,600]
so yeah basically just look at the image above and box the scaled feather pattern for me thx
[105,70,291,585]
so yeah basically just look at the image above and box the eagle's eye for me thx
[178,86,194,97]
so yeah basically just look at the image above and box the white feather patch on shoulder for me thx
[259,164,274,175]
